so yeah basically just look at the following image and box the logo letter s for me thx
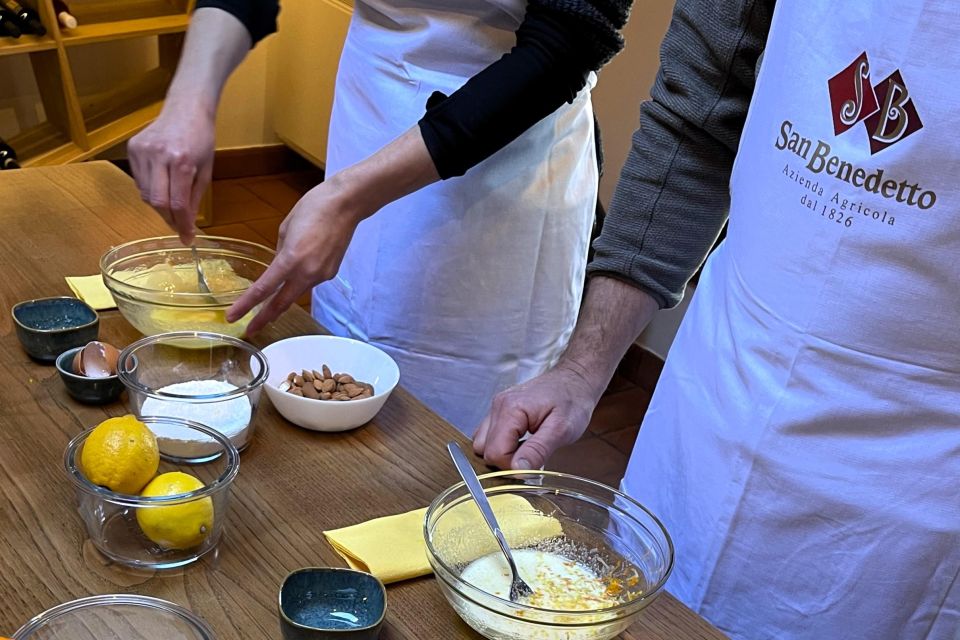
[840,59,870,126]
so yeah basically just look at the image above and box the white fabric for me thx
[623,2,960,639]
[312,0,598,433]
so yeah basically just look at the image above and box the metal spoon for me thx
[190,245,213,294]
[447,441,534,602]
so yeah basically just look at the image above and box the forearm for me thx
[589,0,774,308]
[163,7,252,117]
[420,1,631,179]
[326,126,441,221]
[557,276,659,403]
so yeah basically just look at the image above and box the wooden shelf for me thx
[78,66,170,131]
[2,0,191,168]
[0,35,58,57]
[7,122,75,166]
[61,14,189,46]
[86,99,163,154]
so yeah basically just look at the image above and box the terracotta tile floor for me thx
[209,172,651,485]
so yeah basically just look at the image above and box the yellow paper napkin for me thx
[323,494,562,584]
[65,275,116,310]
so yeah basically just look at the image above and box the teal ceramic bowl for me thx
[55,346,125,405]
[12,297,99,362]
[279,568,386,640]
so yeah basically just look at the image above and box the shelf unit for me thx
[1,0,193,168]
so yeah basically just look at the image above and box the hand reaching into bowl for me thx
[225,175,363,335]
[227,126,440,334]
[128,8,251,245]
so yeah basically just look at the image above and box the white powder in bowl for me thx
[141,380,253,456]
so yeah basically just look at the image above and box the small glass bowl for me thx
[117,332,268,452]
[424,471,673,640]
[64,416,240,570]
[13,594,216,640]
[100,235,275,339]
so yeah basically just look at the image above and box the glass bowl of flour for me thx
[424,471,674,640]
[117,331,268,457]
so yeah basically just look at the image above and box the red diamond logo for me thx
[827,52,880,136]
[864,70,923,155]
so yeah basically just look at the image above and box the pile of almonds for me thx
[283,366,374,401]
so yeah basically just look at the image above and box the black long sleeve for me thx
[195,0,630,178]
[419,0,632,179]
[194,0,279,45]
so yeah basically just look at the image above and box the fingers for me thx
[481,396,533,469]
[147,158,173,225]
[227,259,289,323]
[243,278,307,335]
[472,412,492,456]
[511,415,572,471]
[170,161,198,245]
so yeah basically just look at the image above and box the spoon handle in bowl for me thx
[447,443,517,566]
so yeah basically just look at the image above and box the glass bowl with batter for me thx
[424,470,673,640]
[100,236,275,339]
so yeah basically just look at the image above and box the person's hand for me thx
[473,363,602,470]
[226,177,364,334]
[128,102,215,245]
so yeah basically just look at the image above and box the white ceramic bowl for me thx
[261,335,400,432]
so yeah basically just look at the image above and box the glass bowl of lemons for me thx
[100,236,275,339]
[63,415,240,570]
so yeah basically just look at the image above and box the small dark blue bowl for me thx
[279,568,386,640]
[55,346,125,405]
[11,297,99,362]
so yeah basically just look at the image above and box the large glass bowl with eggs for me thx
[100,236,275,339]
[424,471,673,640]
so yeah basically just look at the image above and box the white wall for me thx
[592,2,673,208]
[215,37,280,149]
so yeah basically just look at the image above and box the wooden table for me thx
[0,163,726,640]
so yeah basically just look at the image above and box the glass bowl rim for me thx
[63,416,240,506]
[117,331,269,402]
[99,234,276,301]
[13,594,215,639]
[423,469,675,620]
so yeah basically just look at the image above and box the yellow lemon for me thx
[137,472,214,550]
[80,415,159,494]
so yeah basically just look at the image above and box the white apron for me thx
[623,2,960,639]
[312,0,598,432]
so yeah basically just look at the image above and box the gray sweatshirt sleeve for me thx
[588,0,775,308]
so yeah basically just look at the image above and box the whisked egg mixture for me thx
[461,548,619,611]
[452,537,645,639]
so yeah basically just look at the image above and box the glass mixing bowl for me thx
[13,594,215,640]
[424,471,673,640]
[100,236,275,339]
[64,416,240,570]
[117,332,268,453]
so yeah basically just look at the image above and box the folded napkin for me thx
[65,275,116,310]
[323,494,562,584]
